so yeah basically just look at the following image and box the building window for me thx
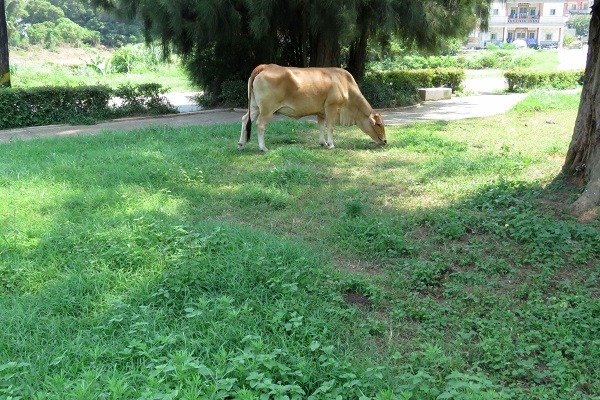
[493,9,499,15]
[491,33,497,40]
[517,32,526,39]
[530,9,537,16]
[519,7,528,17]
[529,32,535,39]
[546,33,553,40]
[550,9,556,15]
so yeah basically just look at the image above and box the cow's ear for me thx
[369,114,376,126]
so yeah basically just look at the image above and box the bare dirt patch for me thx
[343,289,373,310]
[12,46,112,66]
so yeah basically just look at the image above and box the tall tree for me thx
[0,0,10,88]
[563,3,600,215]
[90,0,493,96]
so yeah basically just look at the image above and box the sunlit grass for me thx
[10,47,195,92]
[0,91,597,399]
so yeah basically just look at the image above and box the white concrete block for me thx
[418,88,452,101]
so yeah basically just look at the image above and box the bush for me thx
[0,86,112,128]
[220,80,247,107]
[504,70,584,92]
[359,75,419,108]
[26,18,100,48]
[198,69,464,110]
[111,44,165,73]
[0,84,177,129]
[369,55,459,71]
[360,68,466,108]
[112,83,177,117]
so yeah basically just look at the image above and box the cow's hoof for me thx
[259,147,269,153]
[327,143,335,149]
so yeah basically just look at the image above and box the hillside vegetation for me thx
[0,91,597,399]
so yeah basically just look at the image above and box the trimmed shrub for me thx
[198,68,465,110]
[504,70,584,92]
[359,75,419,108]
[0,86,112,128]
[0,84,177,130]
[360,68,466,108]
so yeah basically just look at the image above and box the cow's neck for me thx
[349,88,373,117]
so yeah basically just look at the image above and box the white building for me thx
[468,0,594,48]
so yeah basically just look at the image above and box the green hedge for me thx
[199,68,466,110]
[0,84,177,130]
[375,68,466,92]
[360,68,466,108]
[504,70,584,92]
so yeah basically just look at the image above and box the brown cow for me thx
[238,64,386,152]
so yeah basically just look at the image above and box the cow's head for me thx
[359,111,386,145]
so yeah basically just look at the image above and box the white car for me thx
[511,39,527,49]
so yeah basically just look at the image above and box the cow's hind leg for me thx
[238,111,250,149]
[238,105,260,150]
[256,113,272,152]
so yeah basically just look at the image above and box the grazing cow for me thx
[238,64,386,152]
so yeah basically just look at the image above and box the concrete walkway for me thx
[0,92,526,144]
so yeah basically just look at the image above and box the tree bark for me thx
[0,0,11,88]
[563,4,600,214]
[309,29,340,67]
[347,22,370,80]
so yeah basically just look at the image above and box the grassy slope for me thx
[0,92,598,399]
[10,46,195,92]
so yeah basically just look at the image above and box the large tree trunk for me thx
[563,4,600,215]
[0,0,11,88]
[347,23,370,80]
[309,29,340,67]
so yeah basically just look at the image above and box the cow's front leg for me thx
[323,107,336,149]
[326,121,335,149]
[317,116,328,147]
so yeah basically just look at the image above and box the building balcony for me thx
[490,15,569,27]
[508,17,540,23]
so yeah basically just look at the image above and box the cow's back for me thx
[252,65,353,119]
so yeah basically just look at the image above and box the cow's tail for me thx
[245,64,268,142]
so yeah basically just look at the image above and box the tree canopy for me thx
[6,0,143,47]
[90,0,492,96]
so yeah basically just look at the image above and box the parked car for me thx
[536,41,559,50]
[484,39,502,48]
[511,39,527,49]
[566,40,583,49]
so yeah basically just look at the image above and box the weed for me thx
[0,91,598,398]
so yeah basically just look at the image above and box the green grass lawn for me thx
[10,47,196,92]
[0,91,598,399]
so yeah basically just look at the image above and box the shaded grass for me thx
[0,91,598,399]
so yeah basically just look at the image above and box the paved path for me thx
[0,93,526,144]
